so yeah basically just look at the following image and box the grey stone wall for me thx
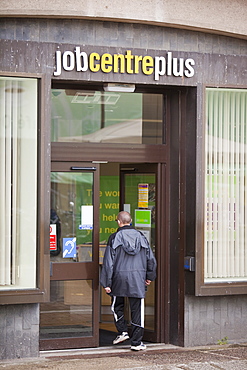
[0,304,39,360]
[1,0,246,39]
[0,18,246,56]
[184,295,247,347]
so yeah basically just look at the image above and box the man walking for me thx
[100,211,157,351]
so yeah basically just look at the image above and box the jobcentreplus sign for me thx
[54,47,195,81]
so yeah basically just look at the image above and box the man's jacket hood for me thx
[112,227,149,256]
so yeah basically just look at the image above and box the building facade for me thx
[0,1,247,360]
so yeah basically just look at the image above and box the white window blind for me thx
[0,77,38,289]
[205,88,247,282]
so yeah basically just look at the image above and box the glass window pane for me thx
[124,173,156,251]
[0,77,38,290]
[40,280,93,339]
[124,173,156,331]
[204,88,247,283]
[50,172,94,262]
[99,171,119,263]
[51,90,163,144]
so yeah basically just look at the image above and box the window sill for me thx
[0,289,48,304]
[195,282,247,296]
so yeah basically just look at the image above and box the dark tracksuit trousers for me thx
[111,296,144,346]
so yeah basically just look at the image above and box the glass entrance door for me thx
[120,164,159,343]
[40,162,100,350]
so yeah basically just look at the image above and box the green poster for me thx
[99,176,119,244]
[135,209,151,227]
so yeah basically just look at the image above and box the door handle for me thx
[120,168,137,171]
[70,167,97,171]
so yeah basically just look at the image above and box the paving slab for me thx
[0,343,246,370]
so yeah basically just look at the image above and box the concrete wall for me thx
[0,304,39,359]
[184,295,247,347]
[0,0,247,39]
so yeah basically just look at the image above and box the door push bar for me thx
[70,166,97,171]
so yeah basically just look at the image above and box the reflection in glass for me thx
[51,90,163,144]
[40,280,93,339]
[50,172,94,262]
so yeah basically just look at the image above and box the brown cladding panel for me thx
[51,142,167,163]
[1,38,246,88]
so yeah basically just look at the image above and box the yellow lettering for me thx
[105,190,120,197]
[84,50,158,77]
[113,54,125,73]
[104,203,119,209]
[134,55,143,74]
[89,52,100,72]
[86,189,92,196]
[142,56,154,75]
[125,50,134,74]
[105,227,117,233]
[102,213,117,221]
[101,53,113,73]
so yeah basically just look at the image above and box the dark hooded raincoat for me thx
[100,225,157,298]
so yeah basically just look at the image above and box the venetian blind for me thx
[205,88,247,282]
[0,79,16,285]
[0,77,38,289]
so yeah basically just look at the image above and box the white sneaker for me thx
[131,342,147,351]
[113,332,130,345]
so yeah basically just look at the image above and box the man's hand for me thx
[105,287,111,293]
[145,280,151,286]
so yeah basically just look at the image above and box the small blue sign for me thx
[63,238,76,258]
[79,224,93,230]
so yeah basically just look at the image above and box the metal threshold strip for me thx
[40,343,178,358]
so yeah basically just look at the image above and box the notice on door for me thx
[79,205,93,230]
[50,224,57,251]
[135,209,151,228]
[138,184,149,208]
[63,238,76,258]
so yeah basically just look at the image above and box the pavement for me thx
[0,342,247,369]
